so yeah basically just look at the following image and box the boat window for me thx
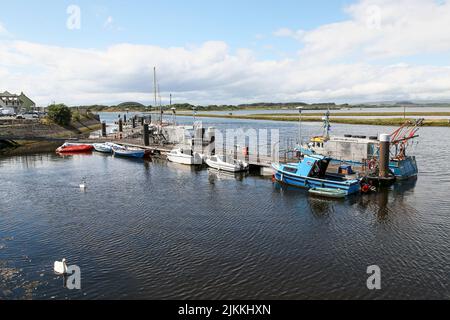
[308,159,330,178]
[283,166,298,174]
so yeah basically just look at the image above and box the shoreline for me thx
[0,120,102,157]
[192,113,450,127]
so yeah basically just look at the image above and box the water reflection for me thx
[1,121,450,300]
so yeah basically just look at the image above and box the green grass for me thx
[244,111,450,117]
[194,114,450,127]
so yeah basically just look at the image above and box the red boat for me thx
[56,143,94,153]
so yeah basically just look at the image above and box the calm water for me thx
[181,106,450,116]
[1,117,450,300]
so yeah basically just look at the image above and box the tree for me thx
[47,104,72,126]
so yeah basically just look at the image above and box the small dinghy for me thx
[167,148,203,165]
[105,142,126,151]
[113,148,146,159]
[56,143,94,153]
[309,188,347,199]
[206,155,249,173]
[93,143,113,154]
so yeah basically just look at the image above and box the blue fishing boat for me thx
[272,155,361,195]
[296,113,421,180]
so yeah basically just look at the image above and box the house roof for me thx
[19,92,36,106]
[1,91,16,97]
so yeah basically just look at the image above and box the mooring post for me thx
[379,134,391,178]
[101,122,107,137]
[124,115,127,123]
[141,117,144,126]
[143,123,150,146]
[119,118,123,132]
[132,117,136,129]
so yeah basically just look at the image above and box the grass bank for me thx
[194,114,450,127]
[0,117,102,156]
[240,111,450,117]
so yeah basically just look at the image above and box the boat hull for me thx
[206,158,248,173]
[113,149,145,159]
[309,188,347,199]
[168,152,203,165]
[389,156,418,180]
[272,164,360,195]
[56,144,93,153]
[93,143,113,153]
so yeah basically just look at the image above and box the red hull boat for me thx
[56,143,94,153]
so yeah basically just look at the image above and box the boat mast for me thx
[153,67,162,125]
[296,106,303,145]
[323,109,331,140]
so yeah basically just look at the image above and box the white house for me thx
[0,91,36,115]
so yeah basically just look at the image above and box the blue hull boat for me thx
[272,155,361,196]
[389,156,418,180]
[299,146,418,180]
[113,148,146,159]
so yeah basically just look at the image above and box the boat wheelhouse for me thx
[272,154,361,195]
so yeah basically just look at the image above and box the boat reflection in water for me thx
[207,168,248,182]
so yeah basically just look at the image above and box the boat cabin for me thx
[284,155,331,178]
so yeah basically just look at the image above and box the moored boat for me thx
[56,143,94,153]
[297,112,421,180]
[205,155,249,173]
[272,154,361,195]
[309,187,347,199]
[93,143,113,154]
[113,147,146,159]
[167,148,203,165]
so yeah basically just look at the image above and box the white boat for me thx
[93,143,113,153]
[105,142,126,150]
[205,155,249,172]
[167,148,203,165]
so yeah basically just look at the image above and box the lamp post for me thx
[296,107,304,145]
[192,106,197,123]
[171,107,176,126]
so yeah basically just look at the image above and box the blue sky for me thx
[1,0,349,57]
[1,0,450,106]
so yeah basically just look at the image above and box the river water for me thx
[1,115,449,300]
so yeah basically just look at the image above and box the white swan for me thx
[54,258,68,274]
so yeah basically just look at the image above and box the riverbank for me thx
[0,118,102,156]
[193,113,450,127]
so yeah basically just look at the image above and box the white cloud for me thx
[103,16,114,29]
[0,22,11,37]
[273,28,305,41]
[296,0,450,63]
[1,0,450,106]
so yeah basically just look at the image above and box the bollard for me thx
[101,122,107,137]
[143,124,150,146]
[124,115,127,123]
[141,117,144,126]
[132,117,136,129]
[119,119,123,132]
[379,134,391,178]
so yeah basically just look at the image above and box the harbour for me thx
[2,0,450,304]
[1,115,450,299]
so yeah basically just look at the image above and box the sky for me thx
[1,0,450,106]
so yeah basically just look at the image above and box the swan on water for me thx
[80,179,87,190]
[54,258,68,275]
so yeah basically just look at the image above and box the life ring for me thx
[368,159,377,171]
[361,184,370,193]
